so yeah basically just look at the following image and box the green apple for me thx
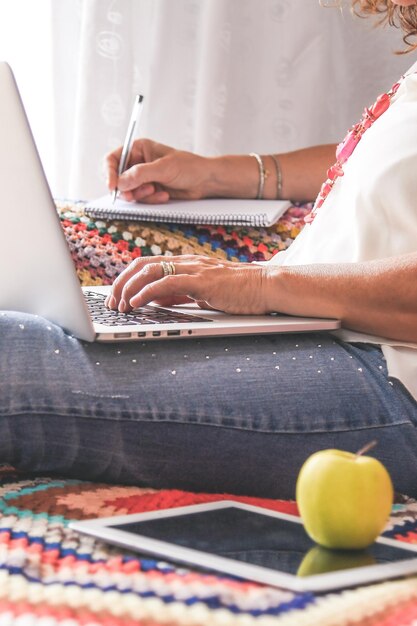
[297,545,376,577]
[295,443,394,550]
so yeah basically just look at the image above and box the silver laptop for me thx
[0,61,340,342]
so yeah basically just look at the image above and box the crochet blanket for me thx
[1,468,417,626]
[57,200,311,285]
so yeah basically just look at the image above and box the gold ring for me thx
[160,260,176,277]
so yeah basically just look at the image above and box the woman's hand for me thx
[105,251,417,342]
[106,140,339,205]
[105,139,212,204]
[105,255,271,315]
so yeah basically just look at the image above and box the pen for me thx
[112,94,145,204]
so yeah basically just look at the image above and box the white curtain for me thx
[0,0,53,179]
[49,0,410,200]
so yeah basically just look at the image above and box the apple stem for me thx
[355,440,377,459]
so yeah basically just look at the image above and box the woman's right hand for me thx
[105,139,211,204]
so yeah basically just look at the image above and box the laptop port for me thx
[114,332,131,338]
[167,329,181,336]
[137,332,146,337]
[152,331,161,337]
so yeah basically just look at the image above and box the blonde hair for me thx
[351,1,417,52]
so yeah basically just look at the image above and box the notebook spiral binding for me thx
[84,207,270,227]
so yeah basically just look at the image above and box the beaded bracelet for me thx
[249,152,266,199]
[270,154,283,200]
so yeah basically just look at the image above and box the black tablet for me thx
[69,500,417,592]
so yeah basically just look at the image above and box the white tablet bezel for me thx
[69,500,417,593]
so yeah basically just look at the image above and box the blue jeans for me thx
[1,310,417,499]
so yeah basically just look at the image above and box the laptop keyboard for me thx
[84,290,213,326]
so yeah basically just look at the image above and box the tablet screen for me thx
[111,506,412,576]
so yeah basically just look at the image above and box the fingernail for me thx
[119,298,127,312]
[108,295,117,309]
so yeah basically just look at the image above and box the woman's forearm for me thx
[266,252,417,343]
[275,145,336,202]
[205,144,336,202]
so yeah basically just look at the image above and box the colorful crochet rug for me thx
[1,467,417,626]
[57,200,311,286]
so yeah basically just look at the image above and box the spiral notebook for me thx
[84,196,291,227]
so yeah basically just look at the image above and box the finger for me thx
[119,259,199,310]
[130,186,170,204]
[119,184,156,202]
[133,190,171,204]
[107,282,191,311]
[119,257,214,310]
[152,295,195,307]
[109,254,217,308]
[104,147,123,190]
[128,138,165,163]
[109,257,157,306]
[119,262,166,312]
[128,184,156,200]
[117,158,171,193]
[110,255,185,306]
[120,190,134,202]
[196,299,215,310]
[129,274,200,308]
[105,139,149,192]
[106,284,201,311]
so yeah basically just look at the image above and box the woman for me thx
[1,0,417,499]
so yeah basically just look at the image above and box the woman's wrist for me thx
[263,263,319,317]
[200,144,336,202]
[203,155,258,198]
[203,154,283,199]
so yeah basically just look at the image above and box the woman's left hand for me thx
[106,255,271,315]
